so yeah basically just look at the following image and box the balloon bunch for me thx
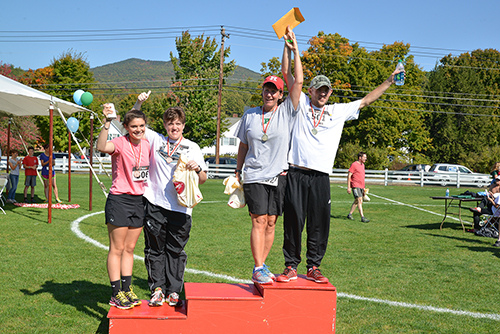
[73,89,93,106]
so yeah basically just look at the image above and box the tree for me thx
[425,49,500,172]
[21,51,97,152]
[166,31,236,147]
[0,116,40,154]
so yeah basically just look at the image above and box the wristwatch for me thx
[195,165,202,174]
[235,169,242,174]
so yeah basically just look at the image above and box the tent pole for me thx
[6,119,11,173]
[48,103,53,223]
[68,129,72,202]
[89,113,94,211]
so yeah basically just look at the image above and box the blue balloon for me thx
[73,90,84,105]
[67,117,79,133]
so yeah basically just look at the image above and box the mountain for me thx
[91,58,261,84]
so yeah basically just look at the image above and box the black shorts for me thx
[105,193,144,228]
[243,174,286,216]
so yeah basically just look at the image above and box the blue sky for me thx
[2,0,499,74]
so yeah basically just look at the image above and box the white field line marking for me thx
[71,209,498,320]
[70,211,251,284]
[338,186,470,224]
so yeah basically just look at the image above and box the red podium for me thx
[108,275,337,333]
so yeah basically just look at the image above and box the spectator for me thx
[22,146,38,203]
[347,152,370,222]
[39,144,62,203]
[7,149,22,203]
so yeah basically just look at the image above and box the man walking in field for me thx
[347,152,369,222]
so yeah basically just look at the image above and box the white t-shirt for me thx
[492,193,500,217]
[143,129,207,216]
[236,96,297,183]
[288,92,361,174]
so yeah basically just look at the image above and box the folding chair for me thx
[479,214,499,236]
[0,178,8,214]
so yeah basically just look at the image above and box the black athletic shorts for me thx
[105,193,144,228]
[243,174,286,216]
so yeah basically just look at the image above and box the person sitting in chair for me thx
[469,177,500,231]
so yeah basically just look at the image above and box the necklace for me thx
[309,103,325,135]
[261,105,278,142]
[165,136,183,163]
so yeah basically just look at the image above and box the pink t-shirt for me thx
[109,136,150,195]
[349,161,365,189]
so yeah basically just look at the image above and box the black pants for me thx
[143,198,192,295]
[473,197,493,230]
[283,168,331,269]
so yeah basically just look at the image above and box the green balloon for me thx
[80,92,93,106]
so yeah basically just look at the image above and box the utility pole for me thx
[216,26,229,164]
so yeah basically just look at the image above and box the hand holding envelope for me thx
[272,8,305,39]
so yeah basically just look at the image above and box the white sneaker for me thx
[166,292,179,306]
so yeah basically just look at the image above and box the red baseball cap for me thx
[262,75,284,91]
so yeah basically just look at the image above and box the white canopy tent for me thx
[0,74,92,223]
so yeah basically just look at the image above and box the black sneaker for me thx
[361,217,370,223]
[124,286,142,306]
[347,213,354,220]
[493,241,500,247]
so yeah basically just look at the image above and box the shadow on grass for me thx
[404,222,451,230]
[20,280,109,334]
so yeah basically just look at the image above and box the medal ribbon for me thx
[127,136,142,167]
[166,136,183,158]
[310,103,326,129]
[261,105,278,136]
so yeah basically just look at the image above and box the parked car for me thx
[205,157,237,165]
[426,163,490,187]
[395,164,431,180]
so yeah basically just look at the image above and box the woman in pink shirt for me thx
[97,105,150,310]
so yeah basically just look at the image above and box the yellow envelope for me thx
[272,8,305,39]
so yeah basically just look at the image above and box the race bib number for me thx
[132,166,149,182]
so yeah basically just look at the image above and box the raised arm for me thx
[96,104,116,154]
[359,68,403,109]
[281,27,303,109]
[133,90,151,110]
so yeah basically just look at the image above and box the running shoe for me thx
[252,267,273,285]
[263,264,276,281]
[306,266,329,283]
[347,213,354,220]
[56,198,62,203]
[166,292,180,306]
[361,217,370,223]
[124,286,142,306]
[148,287,165,306]
[276,266,297,283]
[109,291,134,310]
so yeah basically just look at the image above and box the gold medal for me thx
[311,128,318,135]
[262,134,268,142]
[166,157,173,164]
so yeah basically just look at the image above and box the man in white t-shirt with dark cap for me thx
[276,69,402,284]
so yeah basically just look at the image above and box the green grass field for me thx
[1,173,499,333]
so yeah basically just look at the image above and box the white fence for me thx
[1,157,491,189]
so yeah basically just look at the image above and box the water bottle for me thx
[446,188,450,197]
[395,60,405,86]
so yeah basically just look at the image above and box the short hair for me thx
[358,152,366,159]
[11,149,18,154]
[43,144,50,149]
[122,109,147,127]
[163,106,186,124]
[27,146,34,151]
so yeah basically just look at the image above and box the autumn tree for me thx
[22,51,97,152]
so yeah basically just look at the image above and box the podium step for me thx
[109,276,336,333]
